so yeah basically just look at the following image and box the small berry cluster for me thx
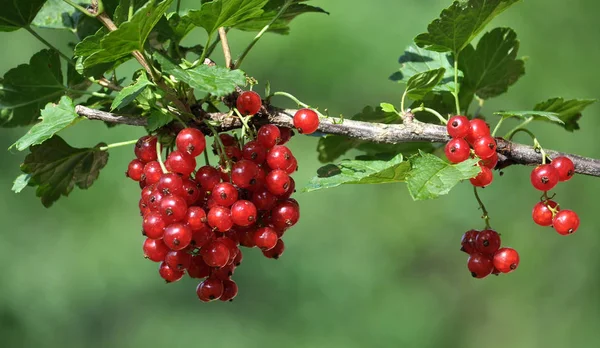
[445,116,497,187]
[461,229,520,278]
[530,156,580,235]
[126,90,319,303]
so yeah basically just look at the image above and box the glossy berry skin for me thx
[196,277,224,302]
[135,136,158,163]
[472,136,497,159]
[278,127,293,144]
[242,140,267,164]
[532,200,559,227]
[493,248,519,273]
[176,128,206,157]
[467,253,494,278]
[447,115,470,138]
[444,138,471,163]
[159,195,188,223]
[236,91,262,116]
[127,159,145,181]
[165,250,193,271]
[271,200,300,230]
[262,239,285,259]
[553,210,580,235]
[475,229,501,254]
[191,228,213,248]
[222,146,243,162]
[142,212,166,239]
[231,200,257,227]
[157,173,184,196]
[186,206,207,231]
[143,161,163,185]
[530,164,559,191]
[470,166,493,187]
[219,134,237,147]
[265,169,291,196]
[181,179,201,205]
[460,230,479,254]
[480,152,498,169]
[188,256,211,279]
[211,182,239,207]
[257,125,281,149]
[207,206,234,232]
[293,108,320,134]
[163,223,193,250]
[195,166,221,191]
[159,262,184,283]
[253,227,279,251]
[165,151,196,177]
[551,156,575,182]
[252,187,278,211]
[201,240,230,268]
[220,279,239,302]
[466,119,490,145]
[143,238,170,262]
[266,145,294,170]
[231,160,259,189]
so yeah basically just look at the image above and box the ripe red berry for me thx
[266,145,294,170]
[219,134,237,147]
[460,230,479,254]
[135,135,158,162]
[466,119,490,145]
[159,195,188,223]
[195,166,221,191]
[472,135,497,159]
[191,228,213,248]
[207,206,234,232]
[139,199,151,216]
[444,138,471,163]
[551,156,575,182]
[176,128,206,157]
[127,159,145,181]
[467,253,494,278]
[221,145,242,162]
[270,200,300,230]
[553,210,580,235]
[253,227,279,251]
[188,256,211,279]
[231,160,259,189]
[157,173,184,196]
[447,115,470,138]
[293,108,320,134]
[475,229,501,254]
[159,262,184,283]
[147,189,164,211]
[143,238,170,262]
[186,206,207,231]
[479,152,498,169]
[257,124,281,148]
[236,91,262,116]
[493,248,519,273]
[166,150,196,177]
[262,239,285,259]
[252,187,278,211]
[142,212,166,239]
[470,166,493,187]
[242,140,267,164]
[196,277,224,302]
[143,161,163,185]
[231,200,257,227]
[530,164,559,191]
[532,200,559,227]
[220,279,239,302]
[181,179,201,205]
[163,223,193,250]
[211,182,239,207]
[265,169,291,196]
[201,240,230,268]
[278,127,293,144]
[164,250,193,271]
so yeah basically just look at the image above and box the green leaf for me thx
[304,154,410,192]
[459,27,525,103]
[188,0,267,37]
[390,45,460,92]
[414,0,521,54]
[155,54,246,97]
[407,152,480,200]
[0,49,65,127]
[380,103,398,114]
[163,12,197,45]
[12,174,32,193]
[0,0,47,32]
[533,98,597,131]
[235,1,328,35]
[32,0,76,30]
[146,109,174,131]
[405,68,446,100]
[20,136,109,207]
[494,111,563,124]
[11,96,81,151]
[111,73,153,110]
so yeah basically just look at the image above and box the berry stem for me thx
[98,139,138,151]
[176,0,182,13]
[508,128,548,164]
[504,116,534,139]
[204,121,231,172]
[453,54,461,115]
[128,0,134,20]
[272,91,326,118]
[203,148,211,166]
[400,90,408,113]
[233,108,255,143]
[491,116,507,137]
[156,140,168,173]
[410,106,448,124]
[24,26,75,66]
[473,186,492,230]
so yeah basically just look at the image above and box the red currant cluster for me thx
[461,229,520,278]
[530,156,580,235]
[125,90,320,303]
[445,115,497,187]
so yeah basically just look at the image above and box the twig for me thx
[218,27,232,68]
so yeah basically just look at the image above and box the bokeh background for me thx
[1,0,600,347]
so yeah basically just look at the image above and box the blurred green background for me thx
[1,1,600,347]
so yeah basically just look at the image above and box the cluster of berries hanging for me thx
[126,90,320,302]
[460,230,520,278]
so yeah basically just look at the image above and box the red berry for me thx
[211,182,239,207]
[231,160,259,189]
[293,108,320,134]
[257,125,281,148]
[221,146,242,163]
[253,227,279,251]
[475,229,501,254]
[470,166,493,187]
[280,177,296,199]
[135,135,158,163]
[127,159,145,181]
[444,138,471,163]
[143,161,163,185]
[265,169,291,196]
[233,250,243,266]
[219,134,237,147]
[143,238,169,262]
[159,262,184,283]
[141,184,155,205]
[553,210,580,235]
[196,277,224,302]
[142,212,166,239]
[237,229,257,248]
[139,199,150,216]
[479,152,498,169]
[532,200,559,227]
[186,206,207,231]
[220,279,239,302]
[207,206,234,232]
[188,256,211,279]
[262,239,285,259]
[270,200,300,230]
[465,119,490,145]
[201,240,230,268]
[472,136,497,159]
[165,250,193,271]
[252,187,278,211]
[231,200,257,227]
[147,189,164,211]
[266,145,294,170]
[447,115,470,138]
[176,128,206,157]
[157,173,184,196]
[242,140,267,164]
[236,91,262,116]
[191,228,213,248]
[195,166,221,191]
[159,195,188,223]
[551,156,575,182]
[493,248,519,273]
[467,253,494,278]
[165,151,196,177]
[163,223,193,250]
[460,230,479,254]
[278,127,293,144]
[181,179,201,205]
[530,164,559,191]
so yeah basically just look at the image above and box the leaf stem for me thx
[156,140,168,173]
[99,139,138,151]
[233,0,292,69]
[176,0,182,13]
[128,0,134,20]
[473,186,492,230]
[199,34,214,63]
[218,27,232,68]
[203,148,211,166]
[62,0,96,17]
[453,53,461,115]
[400,89,408,113]
[25,26,74,66]
[66,88,115,99]
[491,117,506,137]
[504,116,534,139]
[410,106,447,125]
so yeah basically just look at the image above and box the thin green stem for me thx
[128,0,134,20]
[411,106,447,124]
[156,140,168,173]
[473,186,492,230]
[62,0,96,17]
[507,128,548,164]
[473,96,485,118]
[199,35,214,63]
[233,0,292,69]
[504,116,534,139]
[25,26,74,66]
[176,0,182,13]
[453,54,461,115]
[205,121,231,172]
[272,91,327,118]
[491,117,506,137]
[400,89,408,113]
[66,88,115,99]
[99,139,138,151]
[203,149,211,166]
[233,108,255,145]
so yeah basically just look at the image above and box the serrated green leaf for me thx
[0,49,66,127]
[20,136,109,207]
[155,54,246,97]
[113,0,149,24]
[235,1,328,35]
[162,12,196,44]
[111,73,153,110]
[12,174,32,193]
[0,0,47,32]
[494,111,563,124]
[405,68,446,100]
[533,98,597,131]
[146,109,174,131]
[380,103,398,114]
[12,96,81,151]
[304,154,410,192]
[390,46,460,92]
[459,27,525,103]
[414,0,521,54]
[188,0,268,37]
[407,152,480,200]
[32,0,76,30]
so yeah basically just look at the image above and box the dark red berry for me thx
[176,128,206,157]
[188,256,211,279]
[253,227,279,251]
[270,200,300,230]
[220,279,238,302]
[201,240,230,268]
[445,138,471,163]
[262,239,285,259]
[135,135,158,163]
[467,253,494,278]
[127,159,145,181]
[159,262,184,283]
[233,250,243,266]
[207,206,234,232]
[219,134,237,147]
[211,182,239,207]
[278,127,293,144]
[530,164,559,191]
[465,118,490,145]
[231,200,257,227]
[163,223,193,250]
[165,250,193,271]
[242,140,267,164]
[195,166,221,191]
[479,152,498,169]
[231,160,259,189]
[143,161,163,185]
[159,195,188,223]
[265,169,291,196]
[460,230,479,254]
[493,248,519,273]
[196,277,224,302]
[142,212,166,239]
[143,238,169,262]
[257,125,281,149]
[252,187,278,211]
[551,156,575,182]
[553,210,580,235]
[447,115,470,138]
[186,206,207,231]
[157,173,184,196]
[470,166,493,187]
[236,91,262,116]
[293,108,320,134]
[280,177,296,199]
[475,229,501,254]
[181,179,201,205]
[165,151,196,177]
[472,135,497,159]
[191,228,213,248]
[532,200,559,227]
